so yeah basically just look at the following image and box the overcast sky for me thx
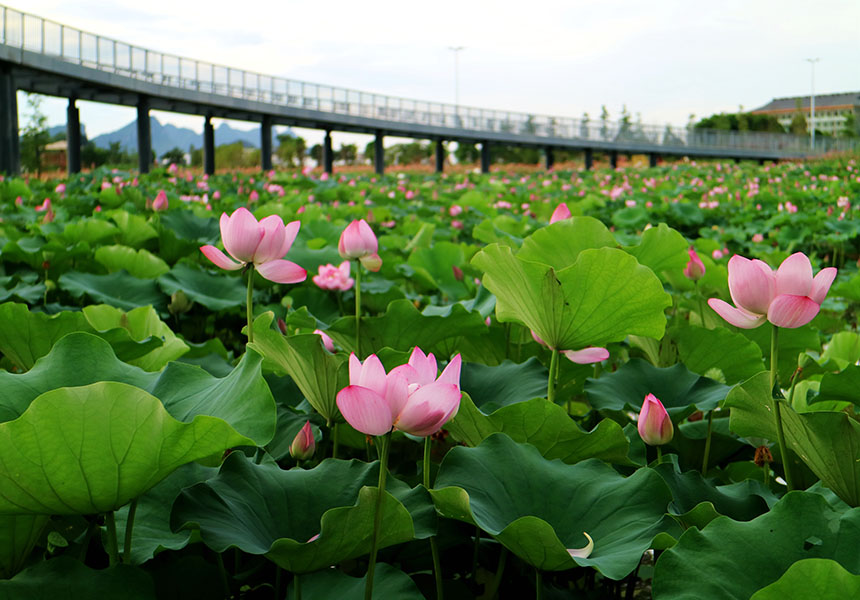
[8,0,860,147]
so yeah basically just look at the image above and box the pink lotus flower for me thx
[550,203,571,223]
[339,219,382,272]
[200,207,307,284]
[336,348,462,437]
[683,247,705,281]
[55,183,66,194]
[313,329,336,352]
[289,421,315,460]
[708,253,836,329]
[638,393,673,446]
[312,261,354,291]
[35,198,51,212]
[152,190,168,212]
[530,331,609,364]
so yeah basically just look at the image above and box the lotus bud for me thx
[168,290,193,315]
[683,247,705,281]
[290,421,315,461]
[637,393,673,446]
[359,252,383,272]
[338,219,378,260]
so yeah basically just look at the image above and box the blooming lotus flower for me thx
[200,207,307,284]
[152,190,168,212]
[638,393,673,446]
[530,331,609,364]
[338,219,382,271]
[336,348,462,437]
[289,421,315,460]
[550,202,571,223]
[312,261,354,291]
[683,247,705,281]
[707,253,836,329]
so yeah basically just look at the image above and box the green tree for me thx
[580,112,590,139]
[841,112,857,137]
[789,99,808,135]
[599,105,610,140]
[276,134,306,168]
[337,143,358,165]
[454,142,480,164]
[161,147,185,166]
[19,94,50,175]
[310,144,323,166]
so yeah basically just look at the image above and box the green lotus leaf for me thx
[249,312,347,423]
[472,245,670,352]
[0,381,253,515]
[818,365,860,406]
[460,358,548,412]
[585,358,727,420]
[94,245,170,279]
[653,492,860,600]
[58,270,166,312]
[0,302,90,371]
[0,556,155,599]
[676,325,766,385]
[516,217,617,271]
[63,218,119,244]
[446,394,630,465]
[819,331,860,371]
[432,433,675,578]
[171,454,426,574]
[107,210,159,247]
[286,563,423,599]
[159,210,220,243]
[0,515,48,578]
[157,262,247,311]
[623,223,690,276]
[407,241,471,301]
[740,323,821,385]
[750,558,860,600]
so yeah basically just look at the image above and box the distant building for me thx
[751,92,860,136]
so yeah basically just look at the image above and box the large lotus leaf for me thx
[59,270,166,312]
[422,284,496,319]
[726,372,860,506]
[0,279,45,305]
[157,262,247,311]
[107,210,159,247]
[0,302,90,371]
[460,358,548,412]
[676,325,765,385]
[819,331,860,371]
[0,515,48,578]
[818,365,860,406]
[115,463,217,565]
[750,559,860,600]
[653,492,860,600]
[472,245,670,351]
[327,299,488,357]
[516,217,617,271]
[446,394,630,465]
[432,434,675,578]
[0,556,155,599]
[82,304,189,371]
[585,358,727,420]
[249,312,346,423]
[622,223,689,276]
[63,218,119,244]
[407,241,471,301]
[159,210,220,243]
[287,563,422,599]
[740,323,821,385]
[0,382,253,515]
[94,245,170,279]
[171,454,425,574]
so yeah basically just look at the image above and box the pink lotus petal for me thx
[200,245,243,270]
[567,532,594,559]
[279,220,301,257]
[253,215,287,263]
[708,298,766,329]
[394,382,461,436]
[549,203,571,223]
[767,294,820,328]
[562,347,609,364]
[775,253,813,297]
[337,260,351,278]
[349,354,388,397]
[222,208,263,263]
[255,259,307,284]
[336,385,393,436]
[437,354,462,389]
[384,369,410,423]
[408,347,438,385]
[727,255,775,315]
[810,267,837,304]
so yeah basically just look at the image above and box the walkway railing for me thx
[2,4,857,156]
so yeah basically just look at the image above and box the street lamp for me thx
[805,58,820,151]
[448,46,464,116]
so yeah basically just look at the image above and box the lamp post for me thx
[805,58,820,151]
[448,46,464,118]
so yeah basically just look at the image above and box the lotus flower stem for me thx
[424,436,444,600]
[486,547,508,600]
[770,326,794,491]
[471,526,480,581]
[293,573,301,600]
[701,411,714,475]
[535,568,543,600]
[547,348,559,404]
[354,262,362,355]
[365,431,391,600]
[122,499,138,564]
[694,280,705,326]
[246,264,255,344]
[656,446,663,465]
[214,551,231,597]
[331,421,340,460]
[105,511,119,566]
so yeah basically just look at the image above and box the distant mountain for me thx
[48,124,88,141]
[89,117,292,157]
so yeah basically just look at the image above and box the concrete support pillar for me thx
[374,130,384,175]
[203,114,215,175]
[0,66,17,175]
[136,96,151,174]
[609,150,618,169]
[758,158,766,166]
[66,97,81,175]
[435,139,444,173]
[584,148,593,171]
[323,129,333,175]
[480,141,490,174]
[544,146,555,171]
[260,115,272,172]
[734,157,741,165]
[649,153,659,168]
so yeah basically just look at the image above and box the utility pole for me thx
[805,58,820,151]
[448,46,464,118]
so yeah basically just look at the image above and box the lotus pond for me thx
[1,157,860,599]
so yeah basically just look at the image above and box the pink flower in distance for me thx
[707,253,836,329]
[313,329,335,352]
[152,190,168,212]
[312,261,354,291]
[200,207,307,284]
[338,219,382,272]
[550,202,571,223]
[336,348,462,437]
[638,393,673,446]
[530,331,609,364]
[683,247,705,281]
[55,183,66,194]
[289,421,315,460]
